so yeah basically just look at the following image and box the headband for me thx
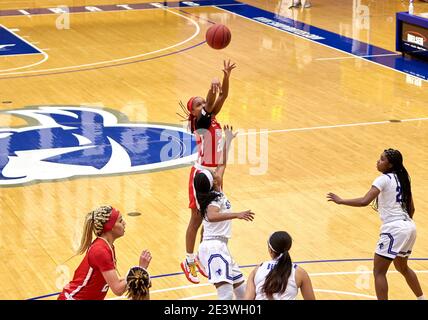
[102,207,120,233]
[267,233,278,253]
[187,97,196,112]
[268,233,288,260]
[200,169,214,189]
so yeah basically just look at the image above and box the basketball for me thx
[206,24,231,50]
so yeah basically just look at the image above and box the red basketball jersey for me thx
[58,238,116,300]
[196,114,223,167]
[189,109,223,209]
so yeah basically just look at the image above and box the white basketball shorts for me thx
[375,219,417,260]
[198,239,244,285]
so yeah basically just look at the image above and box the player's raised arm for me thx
[211,60,236,115]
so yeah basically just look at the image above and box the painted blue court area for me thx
[0,25,41,56]
[216,1,428,80]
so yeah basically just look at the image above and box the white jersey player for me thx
[194,125,255,300]
[327,149,425,300]
[244,231,315,300]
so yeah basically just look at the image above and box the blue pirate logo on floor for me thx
[0,106,197,186]
[216,268,222,276]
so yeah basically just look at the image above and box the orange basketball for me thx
[206,24,231,50]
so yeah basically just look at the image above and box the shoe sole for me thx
[194,256,208,278]
[196,263,208,278]
[180,262,200,284]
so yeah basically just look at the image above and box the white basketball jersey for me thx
[372,173,410,224]
[202,191,232,239]
[254,261,298,300]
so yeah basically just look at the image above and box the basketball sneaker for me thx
[289,0,301,8]
[304,1,311,8]
[181,259,200,284]
[195,255,208,278]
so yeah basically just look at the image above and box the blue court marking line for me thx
[215,1,428,81]
[0,41,206,80]
[27,257,428,300]
[0,0,241,17]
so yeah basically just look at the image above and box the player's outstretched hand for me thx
[237,210,255,221]
[139,250,152,269]
[224,124,238,143]
[223,59,236,78]
[327,192,343,204]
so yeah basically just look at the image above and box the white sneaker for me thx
[289,0,301,9]
[304,1,312,8]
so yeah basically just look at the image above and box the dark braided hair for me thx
[373,149,412,216]
[194,172,221,219]
[262,231,293,299]
[177,98,197,133]
[126,267,151,300]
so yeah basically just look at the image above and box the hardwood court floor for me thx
[0,0,427,299]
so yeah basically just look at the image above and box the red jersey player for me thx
[58,206,152,300]
[180,60,236,284]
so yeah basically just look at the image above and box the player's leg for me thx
[233,281,246,300]
[229,256,246,299]
[181,166,203,283]
[373,253,393,300]
[186,207,202,255]
[195,225,208,278]
[181,207,203,284]
[394,256,424,299]
[215,282,233,300]
[393,223,424,299]
[374,227,402,299]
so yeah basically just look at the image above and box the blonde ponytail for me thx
[76,206,113,255]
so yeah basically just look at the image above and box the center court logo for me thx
[0,106,197,186]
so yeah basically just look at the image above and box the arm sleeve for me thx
[88,246,116,272]
[372,175,387,192]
